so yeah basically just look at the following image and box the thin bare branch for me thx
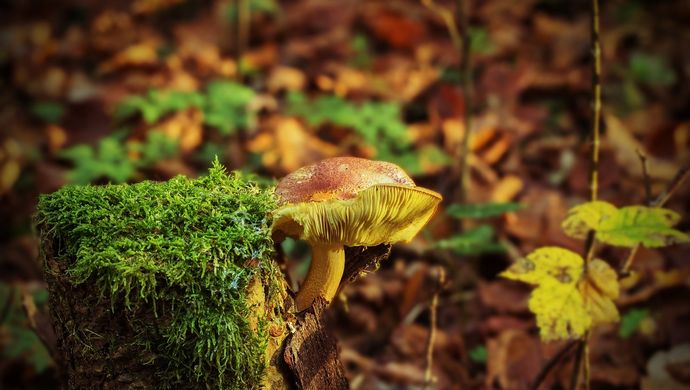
[423,266,446,390]
[635,149,652,204]
[530,340,579,390]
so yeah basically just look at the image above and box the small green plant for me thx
[350,34,372,68]
[501,201,688,341]
[62,80,257,184]
[435,202,521,255]
[30,101,65,124]
[59,132,178,184]
[469,345,488,364]
[619,308,650,339]
[628,53,676,87]
[468,26,494,55]
[115,80,256,135]
[285,92,450,174]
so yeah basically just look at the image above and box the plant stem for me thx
[423,266,446,389]
[635,150,652,204]
[456,0,473,212]
[530,340,579,390]
[589,0,602,202]
[575,2,602,388]
[234,0,250,83]
[569,337,587,390]
[620,162,690,274]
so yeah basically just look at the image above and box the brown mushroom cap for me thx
[275,157,416,204]
[272,157,442,246]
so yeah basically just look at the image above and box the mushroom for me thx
[271,157,442,311]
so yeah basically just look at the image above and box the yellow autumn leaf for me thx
[501,247,620,341]
[529,278,591,341]
[580,259,619,325]
[562,200,618,240]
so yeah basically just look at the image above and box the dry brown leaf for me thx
[154,108,204,153]
[267,66,306,92]
[45,124,67,153]
[380,61,439,102]
[486,330,544,390]
[132,0,184,14]
[99,41,159,73]
[605,114,678,181]
[364,8,427,50]
[1,139,22,194]
[491,175,523,202]
[1,160,21,194]
[247,117,339,174]
[481,134,512,165]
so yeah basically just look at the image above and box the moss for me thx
[36,161,285,389]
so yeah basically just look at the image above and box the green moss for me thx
[36,161,284,389]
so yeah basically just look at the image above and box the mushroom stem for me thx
[295,243,345,311]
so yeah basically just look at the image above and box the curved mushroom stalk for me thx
[295,243,345,311]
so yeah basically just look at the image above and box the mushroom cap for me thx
[275,157,416,204]
[272,157,442,246]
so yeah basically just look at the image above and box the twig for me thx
[584,340,591,390]
[573,2,602,389]
[635,150,652,205]
[420,0,461,49]
[589,0,602,202]
[420,0,473,224]
[620,161,690,274]
[653,162,690,208]
[233,0,250,83]
[530,340,579,390]
[0,286,16,324]
[423,266,446,390]
[569,338,587,390]
[456,0,473,212]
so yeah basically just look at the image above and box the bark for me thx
[41,237,390,389]
[42,235,161,389]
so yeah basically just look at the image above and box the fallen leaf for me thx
[486,330,543,389]
[153,108,204,153]
[248,117,339,174]
[605,114,678,180]
[491,175,523,203]
[267,66,306,92]
[99,41,159,73]
[45,124,67,153]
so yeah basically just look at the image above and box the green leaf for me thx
[629,53,676,87]
[619,308,649,339]
[137,132,179,165]
[598,206,690,248]
[30,101,65,123]
[563,201,689,248]
[434,225,504,255]
[447,202,522,219]
[469,345,488,364]
[469,26,494,54]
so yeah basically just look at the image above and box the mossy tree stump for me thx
[36,163,290,389]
